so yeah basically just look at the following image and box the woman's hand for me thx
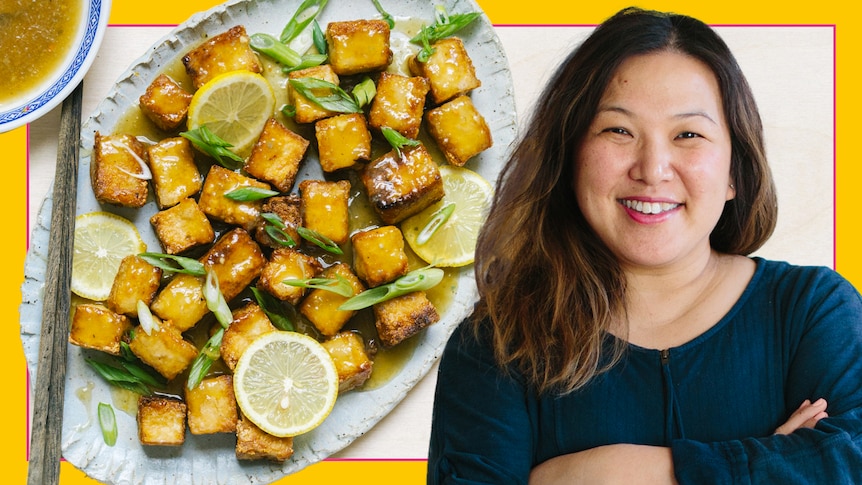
[774,398,828,435]
[529,444,677,485]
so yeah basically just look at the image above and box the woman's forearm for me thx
[529,444,677,485]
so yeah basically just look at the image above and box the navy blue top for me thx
[427,258,862,484]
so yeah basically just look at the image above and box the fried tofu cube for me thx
[146,136,203,209]
[253,194,302,249]
[315,113,372,172]
[368,72,430,139]
[325,19,392,76]
[106,255,163,317]
[186,375,238,434]
[91,132,149,208]
[244,118,309,192]
[150,198,215,255]
[321,332,373,393]
[220,303,277,371]
[288,64,340,124]
[426,95,492,166]
[409,37,481,105]
[258,247,322,305]
[138,395,186,446]
[236,414,294,461]
[200,228,266,301]
[150,273,207,332]
[68,304,132,355]
[138,74,192,131]
[373,291,440,347]
[129,322,198,380]
[299,179,351,245]
[198,165,271,231]
[361,145,445,224]
[182,25,262,89]
[351,226,408,287]
[299,263,365,337]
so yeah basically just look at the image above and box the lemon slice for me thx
[187,70,276,156]
[233,331,339,437]
[71,211,147,301]
[401,165,493,267]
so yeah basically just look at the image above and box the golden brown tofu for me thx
[244,118,309,192]
[361,145,445,224]
[315,113,372,172]
[373,291,440,347]
[220,303,277,372]
[182,25,262,89]
[150,198,215,255]
[138,395,187,446]
[138,74,193,131]
[150,273,207,332]
[146,136,203,209]
[129,322,198,380]
[321,331,373,393]
[91,132,150,208]
[198,165,271,231]
[351,226,408,287]
[200,228,266,301]
[299,179,351,245]
[235,414,294,461]
[186,375,238,435]
[368,72,430,139]
[409,37,481,105]
[288,64,340,124]
[106,255,163,317]
[68,304,132,356]
[258,247,322,305]
[253,194,302,249]
[426,95,492,166]
[299,263,365,337]
[325,19,392,76]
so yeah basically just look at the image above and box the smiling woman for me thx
[0,0,83,105]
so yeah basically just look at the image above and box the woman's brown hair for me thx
[472,7,778,394]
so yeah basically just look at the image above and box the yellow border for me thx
[5,1,855,483]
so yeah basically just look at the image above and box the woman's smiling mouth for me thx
[620,199,681,215]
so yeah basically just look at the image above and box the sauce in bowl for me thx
[0,0,83,105]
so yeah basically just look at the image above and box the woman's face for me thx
[574,50,734,271]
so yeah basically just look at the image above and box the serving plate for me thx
[20,0,516,482]
[0,0,111,133]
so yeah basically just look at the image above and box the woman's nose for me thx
[629,138,674,185]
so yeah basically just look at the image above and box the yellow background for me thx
[4,0,857,483]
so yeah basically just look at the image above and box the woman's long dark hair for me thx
[472,7,778,394]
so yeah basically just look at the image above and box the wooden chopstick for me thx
[27,81,84,485]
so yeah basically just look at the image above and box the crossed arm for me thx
[528,399,829,485]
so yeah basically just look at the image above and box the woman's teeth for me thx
[622,200,680,215]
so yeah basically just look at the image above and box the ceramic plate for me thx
[20,0,516,482]
[0,0,111,132]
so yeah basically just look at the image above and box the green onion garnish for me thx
[339,267,444,310]
[187,328,224,390]
[250,33,303,67]
[352,76,377,108]
[250,286,295,331]
[297,226,343,254]
[289,77,362,114]
[138,252,205,275]
[370,0,395,28]
[180,125,244,169]
[85,358,163,395]
[98,403,118,446]
[416,202,456,245]
[224,186,280,201]
[381,126,421,158]
[283,274,354,297]
[312,19,327,55]
[280,0,329,44]
[204,270,233,329]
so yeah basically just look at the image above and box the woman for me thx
[427,7,862,484]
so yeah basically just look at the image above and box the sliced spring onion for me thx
[352,76,377,108]
[381,126,421,158]
[187,328,224,390]
[282,53,328,73]
[224,186,280,201]
[297,226,344,254]
[280,0,329,43]
[250,33,303,67]
[250,286,295,331]
[204,271,233,329]
[283,275,354,297]
[339,267,444,311]
[180,125,244,169]
[138,252,205,275]
[85,359,158,395]
[265,225,297,247]
[137,300,159,336]
[416,202,456,245]
[288,77,362,114]
[312,19,327,55]
[410,10,481,45]
[370,0,395,28]
[98,402,118,446]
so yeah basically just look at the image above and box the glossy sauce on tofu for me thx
[0,0,82,104]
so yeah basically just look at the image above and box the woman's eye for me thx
[676,131,701,139]
[603,127,630,135]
